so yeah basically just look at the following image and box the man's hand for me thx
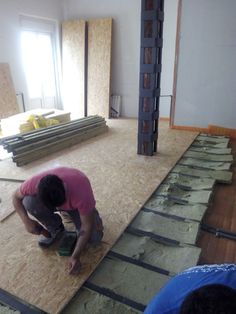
[25,219,43,235]
[68,256,81,275]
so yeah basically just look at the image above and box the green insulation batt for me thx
[164,174,215,190]
[111,233,201,274]
[131,211,199,245]
[62,288,141,314]
[87,258,170,306]
[144,197,207,222]
[189,147,232,154]
[172,165,232,184]
[179,158,231,170]
[196,135,230,144]
[193,141,229,148]
[154,184,212,204]
[184,151,233,162]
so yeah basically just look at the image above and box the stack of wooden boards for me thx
[1,116,108,166]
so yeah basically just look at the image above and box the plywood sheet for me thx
[0,63,19,119]
[0,120,198,313]
[0,181,20,221]
[87,18,112,118]
[62,20,85,118]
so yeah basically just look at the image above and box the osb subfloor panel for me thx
[0,181,19,221]
[0,119,197,313]
[197,138,236,263]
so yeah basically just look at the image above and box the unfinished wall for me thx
[0,0,63,111]
[174,0,236,129]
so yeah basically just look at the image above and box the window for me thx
[20,16,61,110]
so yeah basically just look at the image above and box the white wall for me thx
[160,0,178,118]
[174,0,236,128]
[63,0,141,117]
[0,0,63,111]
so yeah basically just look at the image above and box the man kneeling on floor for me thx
[12,166,103,275]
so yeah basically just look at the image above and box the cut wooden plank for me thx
[87,257,170,307]
[62,20,86,118]
[87,18,112,118]
[131,211,199,245]
[0,181,19,221]
[172,165,232,184]
[111,233,201,274]
[0,63,19,119]
[144,197,207,222]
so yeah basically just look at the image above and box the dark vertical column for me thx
[138,0,164,155]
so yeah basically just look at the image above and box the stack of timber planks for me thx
[1,116,108,167]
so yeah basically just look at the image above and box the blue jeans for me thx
[23,195,104,243]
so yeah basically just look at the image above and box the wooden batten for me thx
[2,116,108,166]
[171,125,208,133]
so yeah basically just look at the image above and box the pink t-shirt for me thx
[20,167,96,215]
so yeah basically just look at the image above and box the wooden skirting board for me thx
[171,124,236,138]
[0,120,198,313]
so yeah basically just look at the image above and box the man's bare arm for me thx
[68,211,94,274]
[12,188,44,235]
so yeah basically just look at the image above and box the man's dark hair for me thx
[38,175,66,209]
[180,284,236,314]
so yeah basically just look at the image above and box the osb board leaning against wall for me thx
[62,20,85,118]
[0,120,198,313]
[87,18,112,118]
[0,63,19,118]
